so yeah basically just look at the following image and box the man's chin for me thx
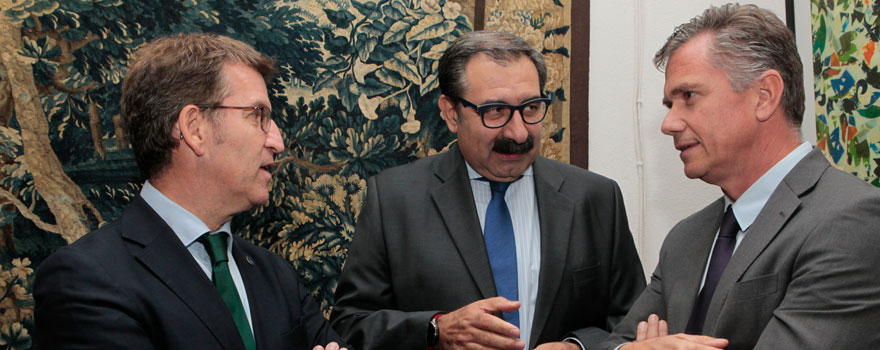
[682,165,706,180]
[488,163,531,181]
[249,192,271,208]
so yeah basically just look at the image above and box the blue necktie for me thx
[686,205,740,334]
[484,180,519,328]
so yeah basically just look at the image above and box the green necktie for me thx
[198,232,256,350]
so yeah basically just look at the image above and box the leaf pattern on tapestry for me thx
[0,1,571,345]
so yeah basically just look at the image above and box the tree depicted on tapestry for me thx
[1,0,325,344]
[0,1,572,345]
[812,0,880,186]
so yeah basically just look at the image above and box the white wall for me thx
[588,1,816,276]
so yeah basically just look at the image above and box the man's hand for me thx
[312,342,347,350]
[533,341,580,350]
[636,314,668,341]
[621,314,728,350]
[621,334,728,350]
[437,297,524,350]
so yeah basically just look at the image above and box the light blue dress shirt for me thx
[614,142,813,350]
[698,142,812,291]
[140,181,254,334]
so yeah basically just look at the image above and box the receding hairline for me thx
[457,51,542,98]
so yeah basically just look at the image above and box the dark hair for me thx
[121,32,275,179]
[654,3,804,128]
[438,30,547,102]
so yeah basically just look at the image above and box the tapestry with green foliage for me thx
[812,0,880,186]
[0,0,572,347]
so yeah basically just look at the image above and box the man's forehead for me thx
[463,52,536,77]
[663,38,712,90]
[462,54,540,100]
[219,63,270,102]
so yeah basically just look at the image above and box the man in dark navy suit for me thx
[35,33,348,350]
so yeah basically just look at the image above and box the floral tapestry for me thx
[0,0,572,347]
[813,0,880,186]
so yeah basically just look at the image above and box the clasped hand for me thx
[620,314,728,350]
[312,342,347,350]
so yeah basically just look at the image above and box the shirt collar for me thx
[140,181,233,247]
[728,142,812,231]
[465,162,534,180]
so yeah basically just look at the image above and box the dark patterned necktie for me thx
[198,232,256,350]
[686,205,740,334]
[484,180,520,328]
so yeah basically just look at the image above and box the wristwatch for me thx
[427,315,440,348]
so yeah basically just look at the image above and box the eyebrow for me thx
[669,82,699,97]
[662,82,700,107]
[252,101,272,111]
[479,95,543,105]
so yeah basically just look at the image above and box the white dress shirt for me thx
[140,181,254,333]
[467,163,541,348]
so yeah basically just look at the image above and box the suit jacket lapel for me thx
[702,150,827,334]
[667,198,725,331]
[529,157,574,346]
[231,239,278,350]
[123,198,244,350]
[429,144,496,299]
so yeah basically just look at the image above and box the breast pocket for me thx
[571,263,601,290]
[728,273,778,302]
[718,273,781,341]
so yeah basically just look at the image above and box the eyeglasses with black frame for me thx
[196,105,273,133]
[456,94,553,129]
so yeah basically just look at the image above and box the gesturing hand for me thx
[436,297,524,350]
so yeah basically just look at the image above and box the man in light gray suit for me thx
[598,4,880,350]
[331,30,646,350]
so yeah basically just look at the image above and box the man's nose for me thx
[501,110,531,143]
[265,120,286,153]
[660,110,685,136]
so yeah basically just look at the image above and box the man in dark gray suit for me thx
[331,30,646,350]
[35,33,347,350]
[599,4,880,350]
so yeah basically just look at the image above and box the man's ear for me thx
[755,70,784,123]
[438,94,460,134]
[177,105,210,156]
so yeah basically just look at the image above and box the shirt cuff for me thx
[562,337,585,350]
[613,342,631,350]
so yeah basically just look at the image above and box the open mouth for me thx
[260,163,274,172]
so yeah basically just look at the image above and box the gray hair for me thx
[654,3,804,128]
[438,30,547,102]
